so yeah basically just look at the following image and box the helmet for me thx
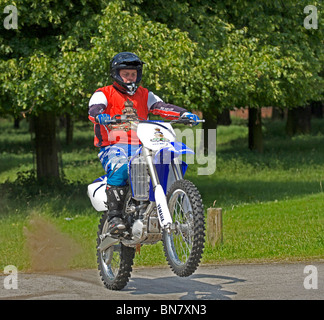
[110,52,145,95]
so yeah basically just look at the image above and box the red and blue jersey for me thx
[88,83,186,147]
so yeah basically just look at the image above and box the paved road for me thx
[1,262,323,300]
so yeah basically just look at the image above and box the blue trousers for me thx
[98,143,140,186]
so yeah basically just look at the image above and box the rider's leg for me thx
[105,185,128,234]
[98,145,129,234]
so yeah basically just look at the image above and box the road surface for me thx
[1,262,323,300]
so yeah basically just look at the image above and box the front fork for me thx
[142,146,173,230]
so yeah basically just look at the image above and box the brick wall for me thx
[230,107,273,119]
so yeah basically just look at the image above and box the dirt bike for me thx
[87,115,205,290]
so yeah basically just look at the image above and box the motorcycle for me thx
[87,115,205,290]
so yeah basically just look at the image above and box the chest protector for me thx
[94,85,149,147]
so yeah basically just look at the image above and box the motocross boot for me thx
[105,186,128,235]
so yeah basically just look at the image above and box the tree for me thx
[214,0,323,145]
[134,0,324,150]
[1,0,323,177]
[0,0,198,180]
[0,0,108,181]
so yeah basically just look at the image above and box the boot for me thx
[105,186,128,235]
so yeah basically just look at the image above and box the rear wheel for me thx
[162,179,205,277]
[97,212,135,290]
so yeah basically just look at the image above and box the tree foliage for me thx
[0,0,323,176]
[1,0,323,116]
[0,0,108,116]
[0,0,198,116]
[134,0,323,110]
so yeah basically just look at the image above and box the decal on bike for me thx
[150,128,170,142]
[157,203,165,224]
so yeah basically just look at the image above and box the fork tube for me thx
[171,159,183,181]
[142,146,159,188]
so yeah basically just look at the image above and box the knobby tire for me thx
[97,212,135,290]
[163,179,205,277]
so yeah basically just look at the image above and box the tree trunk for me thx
[216,109,231,126]
[202,108,217,154]
[59,113,74,145]
[248,107,263,153]
[286,106,312,136]
[310,101,323,119]
[65,113,73,145]
[33,111,60,181]
[271,107,284,120]
[14,117,20,129]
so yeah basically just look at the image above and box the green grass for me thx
[0,116,323,271]
[204,193,324,263]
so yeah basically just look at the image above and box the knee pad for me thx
[107,161,129,186]
[99,146,129,186]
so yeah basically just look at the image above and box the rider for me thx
[88,52,199,235]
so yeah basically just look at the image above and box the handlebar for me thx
[170,118,205,125]
[99,114,205,126]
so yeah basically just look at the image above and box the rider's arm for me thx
[88,91,108,124]
[147,91,187,120]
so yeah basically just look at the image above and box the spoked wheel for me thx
[163,179,205,277]
[97,212,135,290]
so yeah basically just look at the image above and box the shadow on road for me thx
[125,273,246,300]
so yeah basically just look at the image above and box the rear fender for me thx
[87,175,107,212]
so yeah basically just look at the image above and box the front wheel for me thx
[162,179,205,277]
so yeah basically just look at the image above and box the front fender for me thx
[153,142,194,164]
[149,142,192,201]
